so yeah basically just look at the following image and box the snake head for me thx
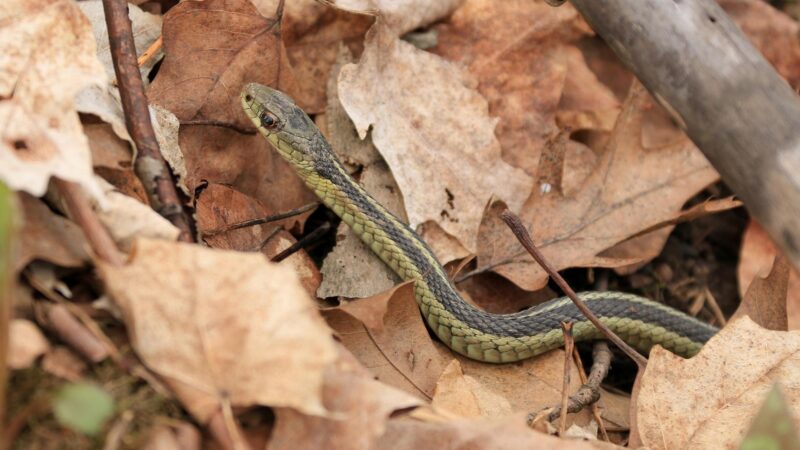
[241,83,322,172]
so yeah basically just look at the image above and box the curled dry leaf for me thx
[323,281,446,399]
[732,255,789,331]
[98,238,337,421]
[17,193,90,272]
[0,0,105,201]
[94,177,180,251]
[195,183,320,296]
[632,317,800,450]
[739,220,800,330]
[268,348,421,450]
[379,409,623,450]
[8,319,49,369]
[338,23,533,254]
[321,0,463,34]
[476,82,718,291]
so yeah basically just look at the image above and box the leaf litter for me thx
[5,0,800,448]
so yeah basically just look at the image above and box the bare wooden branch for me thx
[569,0,800,273]
[103,0,193,242]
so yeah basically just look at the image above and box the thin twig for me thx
[500,209,648,369]
[546,342,613,424]
[53,179,125,266]
[181,119,256,135]
[102,0,192,242]
[203,202,318,236]
[581,343,610,441]
[703,287,727,327]
[559,321,574,435]
[272,222,331,263]
[136,35,162,67]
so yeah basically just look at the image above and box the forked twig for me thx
[558,321,574,435]
[500,209,647,369]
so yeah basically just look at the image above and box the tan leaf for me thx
[738,220,800,329]
[253,0,373,113]
[7,319,49,369]
[41,346,87,382]
[433,0,597,175]
[94,177,180,251]
[98,238,337,421]
[320,0,462,34]
[732,256,789,331]
[379,409,623,449]
[631,317,800,449]
[476,82,718,290]
[195,183,320,297]
[149,0,302,125]
[338,23,533,253]
[268,348,421,450]
[0,0,105,200]
[323,282,446,399]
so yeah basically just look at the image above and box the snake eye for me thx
[259,111,277,128]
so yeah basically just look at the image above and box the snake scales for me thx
[241,83,717,363]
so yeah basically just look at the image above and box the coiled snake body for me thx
[241,83,718,363]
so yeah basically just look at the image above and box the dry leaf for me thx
[195,183,320,296]
[0,0,105,201]
[631,317,800,449]
[254,0,373,113]
[738,220,800,330]
[149,0,301,125]
[732,256,789,331]
[8,319,49,369]
[378,409,623,449]
[321,0,463,34]
[98,238,337,421]
[433,0,596,175]
[323,281,446,399]
[148,0,316,222]
[338,23,532,253]
[476,82,718,290]
[41,346,87,382]
[94,177,180,250]
[268,348,421,450]
[17,193,90,272]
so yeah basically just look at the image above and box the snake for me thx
[241,82,718,363]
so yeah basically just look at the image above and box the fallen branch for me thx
[500,209,648,368]
[547,341,613,423]
[102,0,192,242]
